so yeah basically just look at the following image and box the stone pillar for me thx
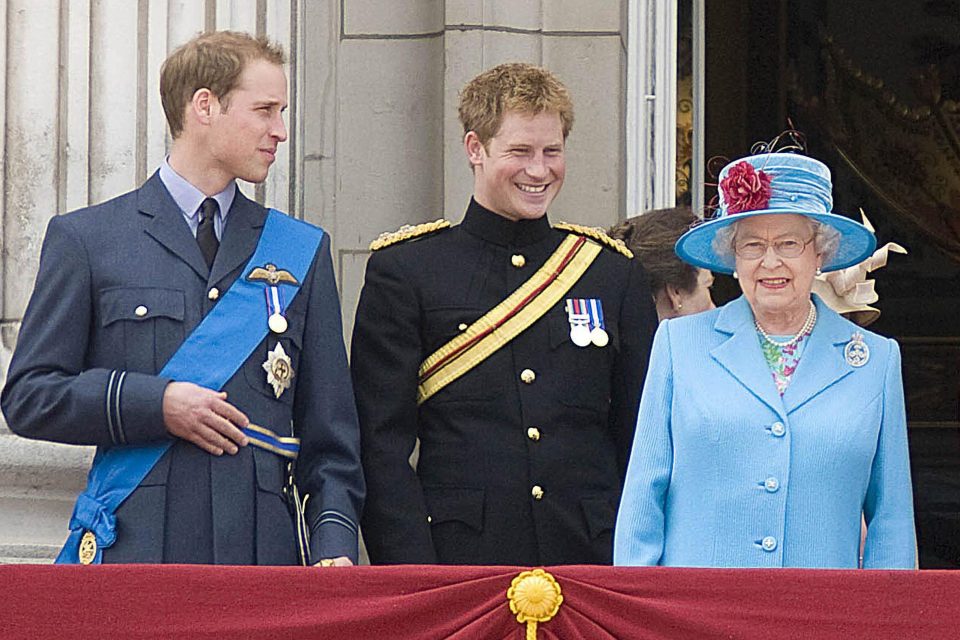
[0,0,318,563]
[0,0,92,564]
[333,1,446,340]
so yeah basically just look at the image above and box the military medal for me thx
[248,263,299,335]
[588,298,609,348]
[263,342,295,399]
[566,299,591,347]
[844,331,870,367]
[266,286,288,334]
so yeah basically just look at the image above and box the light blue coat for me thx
[614,295,916,568]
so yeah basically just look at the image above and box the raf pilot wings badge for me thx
[247,263,299,335]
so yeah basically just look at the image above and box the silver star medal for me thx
[844,331,870,368]
[263,342,295,398]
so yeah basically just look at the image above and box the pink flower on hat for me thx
[721,161,772,213]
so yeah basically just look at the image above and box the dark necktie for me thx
[197,197,220,270]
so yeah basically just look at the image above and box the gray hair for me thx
[713,217,840,268]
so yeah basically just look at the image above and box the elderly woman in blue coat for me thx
[613,149,917,569]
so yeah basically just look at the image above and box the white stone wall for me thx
[0,0,630,562]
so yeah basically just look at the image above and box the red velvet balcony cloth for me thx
[1,565,955,639]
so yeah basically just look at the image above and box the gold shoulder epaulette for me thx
[554,221,634,259]
[369,219,451,251]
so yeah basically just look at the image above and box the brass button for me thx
[531,485,544,500]
[520,368,536,384]
[527,427,541,441]
[458,323,468,331]
[208,287,220,301]
[134,305,148,317]
[511,254,526,268]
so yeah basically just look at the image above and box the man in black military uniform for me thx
[351,63,656,565]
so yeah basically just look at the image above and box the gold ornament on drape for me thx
[507,569,563,640]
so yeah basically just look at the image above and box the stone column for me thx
[333,0,446,342]
[0,0,317,563]
[0,0,93,564]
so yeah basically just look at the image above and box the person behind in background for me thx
[609,207,715,321]
[352,62,657,565]
[613,144,916,568]
[1,31,363,566]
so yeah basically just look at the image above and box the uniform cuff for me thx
[114,372,172,444]
[310,513,359,564]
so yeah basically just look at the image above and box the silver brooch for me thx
[844,332,870,368]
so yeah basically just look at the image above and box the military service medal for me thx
[844,331,870,367]
[587,298,609,347]
[566,298,608,348]
[266,286,288,334]
[565,299,592,347]
[263,342,295,399]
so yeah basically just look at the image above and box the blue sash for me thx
[56,209,324,564]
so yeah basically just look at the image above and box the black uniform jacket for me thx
[1,173,364,564]
[351,199,656,565]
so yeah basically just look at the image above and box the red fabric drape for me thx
[1,565,956,639]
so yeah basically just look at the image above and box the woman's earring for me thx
[677,302,683,310]
[732,271,739,280]
[816,267,822,276]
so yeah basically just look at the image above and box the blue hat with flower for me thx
[675,150,877,274]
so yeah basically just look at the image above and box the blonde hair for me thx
[458,62,574,147]
[160,30,286,138]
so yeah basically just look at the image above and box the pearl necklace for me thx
[755,300,817,348]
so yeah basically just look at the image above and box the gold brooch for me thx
[262,342,295,399]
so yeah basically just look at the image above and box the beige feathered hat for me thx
[812,210,906,327]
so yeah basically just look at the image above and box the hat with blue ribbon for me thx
[675,149,876,274]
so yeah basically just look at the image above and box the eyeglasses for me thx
[734,236,815,260]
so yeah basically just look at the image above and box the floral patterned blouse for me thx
[758,329,812,395]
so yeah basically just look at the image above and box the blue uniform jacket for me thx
[1,173,364,564]
[614,294,916,568]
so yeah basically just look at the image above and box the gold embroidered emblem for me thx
[554,221,634,258]
[369,219,451,251]
[263,342,295,399]
[78,531,97,565]
[247,263,299,286]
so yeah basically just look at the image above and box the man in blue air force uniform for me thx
[1,31,363,566]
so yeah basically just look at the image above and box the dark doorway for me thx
[699,0,960,568]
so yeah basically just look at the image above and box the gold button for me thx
[520,369,536,384]
[208,287,220,300]
[527,427,541,441]
[511,254,526,268]
[458,323,468,331]
[531,485,544,500]
[134,305,148,317]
